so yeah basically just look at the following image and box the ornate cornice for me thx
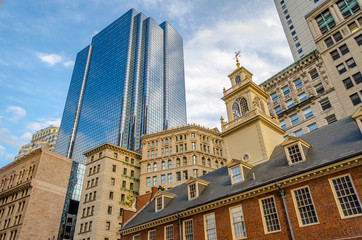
[83,143,141,158]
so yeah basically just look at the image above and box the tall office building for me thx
[55,8,186,239]
[274,0,325,60]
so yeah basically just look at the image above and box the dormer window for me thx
[154,192,176,212]
[232,166,242,183]
[352,106,362,133]
[282,137,311,165]
[227,159,254,184]
[186,178,210,200]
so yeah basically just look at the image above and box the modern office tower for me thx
[274,0,325,61]
[261,50,346,137]
[14,126,59,160]
[74,143,141,240]
[55,8,186,239]
[0,149,72,240]
[306,0,362,114]
[139,125,227,195]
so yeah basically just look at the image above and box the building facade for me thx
[119,65,362,240]
[55,9,187,238]
[261,50,346,137]
[74,143,141,240]
[14,126,59,161]
[139,125,227,195]
[274,0,325,61]
[306,0,362,114]
[0,149,72,240]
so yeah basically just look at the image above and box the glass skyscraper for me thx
[55,9,186,239]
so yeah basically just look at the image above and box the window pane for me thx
[260,197,281,232]
[293,187,319,225]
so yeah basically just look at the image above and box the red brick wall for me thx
[121,166,361,240]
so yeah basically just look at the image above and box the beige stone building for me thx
[74,143,141,240]
[14,126,59,161]
[260,50,346,137]
[0,148,72,240]
[139,125,227,195]
[306,0,362,114]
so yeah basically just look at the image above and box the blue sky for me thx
[0,0,293,166]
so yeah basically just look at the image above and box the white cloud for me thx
[20,132,32,141]
[26,118,61,132]
[5,154,14,161]
[184,7,293,130]
[36,52,63,66]
[0,128,24,149]
[4,106,26,122]
[0,145,5,156]
[63,60,75,67]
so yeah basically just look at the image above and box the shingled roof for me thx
[121,116,362,231]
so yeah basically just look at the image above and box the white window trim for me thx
[155,196,163,212]
[204,212,217,240]
[291,185,319,227]
[329,173,362,219]
[229,205,247,240]
[259,195,281,234]
[188,183,198,200]
[183,219,194,240]
[132,234,140,240]
[164,224,174,240]
[148,229,156,240]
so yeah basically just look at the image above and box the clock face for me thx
[235,76,241,83]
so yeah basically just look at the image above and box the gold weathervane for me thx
[234,51,241,68]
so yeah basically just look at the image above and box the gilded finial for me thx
[234,51,241,68]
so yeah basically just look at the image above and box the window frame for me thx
[183,219,194,240]
[259,196,281,234]
[148,229,156,240]
[133,234,141,240]
[329,173,362,219]
[204,212,217,240]
[291,185,319,227]
[229,205,247,239]
[164,224,174,240]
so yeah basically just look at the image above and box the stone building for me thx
[0,149,72,240]
[306,0,362,115]
[14,126,59,161]
[260,50,346,137]
[74,143,141,240]
[119,65,362,240]
[139,125,227,195]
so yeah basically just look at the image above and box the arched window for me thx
[220,161,224,167]
[153,162,158,171]
[161,161,166,170]
[235,75,241,83]
[215,160,219,168]
[192,155,197,164]
[202,157,206,166]
[183,157,187,166]
[254,97,265,113]
[207,159,211,167]
[232,97,249,119]
[176,158,181,167]
[147,164,151,172]
[168,160,172,169]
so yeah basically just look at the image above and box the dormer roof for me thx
[352,106,362,133]
[281,136,311,148]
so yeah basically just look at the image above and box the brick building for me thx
[0,148,72,240]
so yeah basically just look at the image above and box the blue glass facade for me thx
[55,9,186,239]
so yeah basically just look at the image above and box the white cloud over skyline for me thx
[4,105,26,122]
[36,53,63,66]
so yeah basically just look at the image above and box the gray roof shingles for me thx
[121,116,362,231]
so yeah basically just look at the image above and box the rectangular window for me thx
[112,165,116,172]
[308,123,318,131]
[107,206,112,214]
[339,44,350,55]
[282,85,290,95]
[350,93,361,105]
[183,171,188,180]
[232,166,242,183]
[346,58,356,69]
[280,120,286,130]
[353,72,362,84]
[333,31,343,42]
[155,197,162,211]
[337,0,360,19]
[348,22,358,33]
[274,106,282,115]
[290,113,299,125]
[204,213,217,240]
[355,34,362,46]
[294,79,302,89]
[146,177,151,187]
[315,83,325,95]
[326,114,337,124]
[176,172,181,181]
[303,107,313,119]
[272,92,278,102]
[133,235,141,240]
[148,230,156,240]
[298,48,303,54]
[230,205,246,239]
[168,173,172,183]
[310,69,319,80]
[184,219,194,240]
[165,225,174,240]
[193,169,198,178]
[291,30,296,36]
[343,77,354,89]
[329,174,362,218]
[286,99,295,109]
[153,176,157,186]
[161,175,166,184]
[289,25,294,30]
[288,144,303,163]
[330,49,340,60]
[325,37,334,47]
[287,19,292,25]
[320,98,331,110]
[292,186,319,226]
[260,196,281,233]
[337,63,347,74]
[315,9,336,34]
[295,129,303,137]
[106,221,110,231]
[298,92,307,102]
[296,42,300,47]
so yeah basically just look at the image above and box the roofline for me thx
[83,142,141,157]
[120,151,362,234]
[305,0,329,18]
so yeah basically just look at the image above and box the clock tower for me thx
[221,63,284,166]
